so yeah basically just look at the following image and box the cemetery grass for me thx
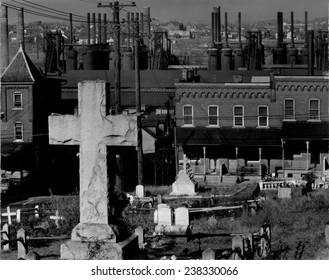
[1,186,329,260]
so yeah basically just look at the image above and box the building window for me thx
[258,106,269,127]
[309,99,320,120]
[233,105,244,127]
[14,122,23,141]
[208,105,219,126]
[284,99,295,120]
[13,92,22,109]
[183,105,193,126]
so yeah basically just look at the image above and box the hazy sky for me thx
[6,0,329,24]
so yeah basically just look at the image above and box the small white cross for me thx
[1,206,16,225]
[50,210,65,228]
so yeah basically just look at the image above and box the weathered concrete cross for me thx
[49,81,137,242]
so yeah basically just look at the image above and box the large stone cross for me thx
[49,80,137,242]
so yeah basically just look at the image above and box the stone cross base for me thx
[61,241,123,260]
[71,223,117,242]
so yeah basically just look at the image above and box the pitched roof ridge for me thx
[20,45,35,82]
[1,44,46,82]
[1,44,23,79]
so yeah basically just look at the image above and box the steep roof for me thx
[1,45,46,83]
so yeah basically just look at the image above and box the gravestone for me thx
[157,206,173,226]
[153,209,158,224]
[278,187,292,199]
[215,159,221,171]
[229,160,237,172]
[202,247,215,260]
[154,204,190,234]
[136,185,144,198]
[170,170,196,196]
[175,207,189,226]
[49,81,137,259]
[210,159,215,171]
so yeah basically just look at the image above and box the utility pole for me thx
[98,1,136,114]
[134,19,143,185]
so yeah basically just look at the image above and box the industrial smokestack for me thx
[103,13,107,43]
[213,7,218,44]
[287,11,298,65]
[224,12,228,47]
[0,4,9,70]
[17,7,25,50]
[290,12,294,48]
[217,7,221,43]
[98,13,102,43]
[70,13,73,44]
[238,11,242,47]
[211,11,215,45]
[304,11,308,44]
[92,13,96,44]
[131,13,135,40]
[135,13,140,36]
[127,12,131,48]
[143,7,151,48]
[277,12,283,47]
[308,30,314,75]
[87,13,91,44]
[140,13,144,42]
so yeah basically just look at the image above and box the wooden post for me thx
[235,147,239,174]
[203,146,206,175]
[281,139,285,178]
[135,20,143,185]
[259,147,262,176]
[306,141,310,170]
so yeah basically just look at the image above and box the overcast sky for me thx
[6,0,329,24]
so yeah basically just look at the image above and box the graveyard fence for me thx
[1,225,144,260]
[0,223,71,259]
[146,223,272,260]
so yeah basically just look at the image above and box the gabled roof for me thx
[1,45,46,83]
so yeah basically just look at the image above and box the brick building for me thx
[1,45,62,194]
[175,70,329,184]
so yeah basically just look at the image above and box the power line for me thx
[12,0,87,20]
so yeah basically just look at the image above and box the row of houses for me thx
[1,46,328,194]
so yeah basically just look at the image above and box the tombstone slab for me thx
[136,185,145,198]
[49,81,137,259]
[175,207,189,226]
[202,247,215,260]
[170,171,196,196]
[278,187,292,199]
